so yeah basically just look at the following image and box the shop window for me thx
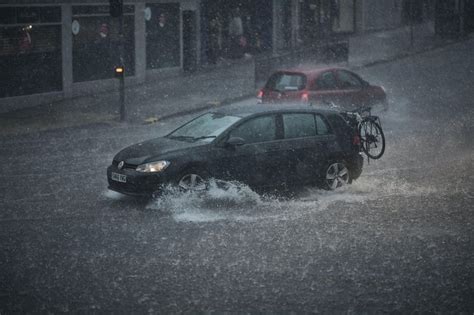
[39,7,61,23]
[0,8,16,24]
[301,0,354,43]
[72,6,135,83]
[146,3,180,69]
[200,0,273,63]
[0,6,62,98]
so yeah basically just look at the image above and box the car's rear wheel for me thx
[177,170,209,192]
[324,162,350,190]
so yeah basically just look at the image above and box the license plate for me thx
[111,172,127,183]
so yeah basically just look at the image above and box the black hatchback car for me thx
[107,104,363,196]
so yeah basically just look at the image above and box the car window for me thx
[315,114,330,135]
[283,113,317,139]
[230,115,276,144]
[265,72,306,91]
[326,113,349,135]
[312,71,338,90]
[337,70,363,89]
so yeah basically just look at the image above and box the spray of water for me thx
[144,173,438,223]
[102,189,127,200]
[108,93,474,223]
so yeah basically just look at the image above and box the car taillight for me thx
[257,89,264,104]
[353,134,361,145]
[301,91,309,102]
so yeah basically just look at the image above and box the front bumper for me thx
[106,164,168,196]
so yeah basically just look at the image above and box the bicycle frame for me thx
[340,106,385,160]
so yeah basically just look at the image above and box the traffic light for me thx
[109,0,123,17]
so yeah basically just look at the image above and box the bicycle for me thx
[313,101,386,160]
[342,106,385,160]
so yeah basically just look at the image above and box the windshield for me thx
[265,72,307,91]
[167,112,241,142]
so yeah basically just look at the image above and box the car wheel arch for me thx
[177,162,211,181]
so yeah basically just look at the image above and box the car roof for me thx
[213,103,341,118]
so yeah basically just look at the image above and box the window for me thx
[326,114,348,135]
[146,3,180,69]
[313,71,338,90]
[230,115,276,144]
[283,113,316,139]
[265,72,306,91]
[0,6,62,97]
[337,70,363,89]
[315,115,330,135]
[0,7,61,24]
[72,5,135,82]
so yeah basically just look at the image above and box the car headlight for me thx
[136,160,170,173]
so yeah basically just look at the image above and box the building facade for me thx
[1,0,201,112]
[435,0,474,36]
[1,0,440,112]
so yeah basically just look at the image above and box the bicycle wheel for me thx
[359,119,385,159]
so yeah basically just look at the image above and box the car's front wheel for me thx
[177,170,209,192]
[324,162,350,190]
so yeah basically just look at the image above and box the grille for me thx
[112,160,137,170]
[123,163,137,170]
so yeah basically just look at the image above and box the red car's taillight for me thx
[301,91,309,102]
[257,89,265,104]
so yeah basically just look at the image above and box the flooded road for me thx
[1,40,473,312]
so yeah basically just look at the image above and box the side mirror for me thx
[226,137,245,147]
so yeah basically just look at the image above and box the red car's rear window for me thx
[265,72,307,91]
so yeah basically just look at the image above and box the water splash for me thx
[145,174,438,223]
[102,189,127,200]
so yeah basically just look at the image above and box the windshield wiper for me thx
[168,135,195,141]
[168,135,216,142]
[191,135,216,142]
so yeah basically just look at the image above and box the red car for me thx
[258,67,387,111]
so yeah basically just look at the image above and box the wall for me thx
[356,0,403,32]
